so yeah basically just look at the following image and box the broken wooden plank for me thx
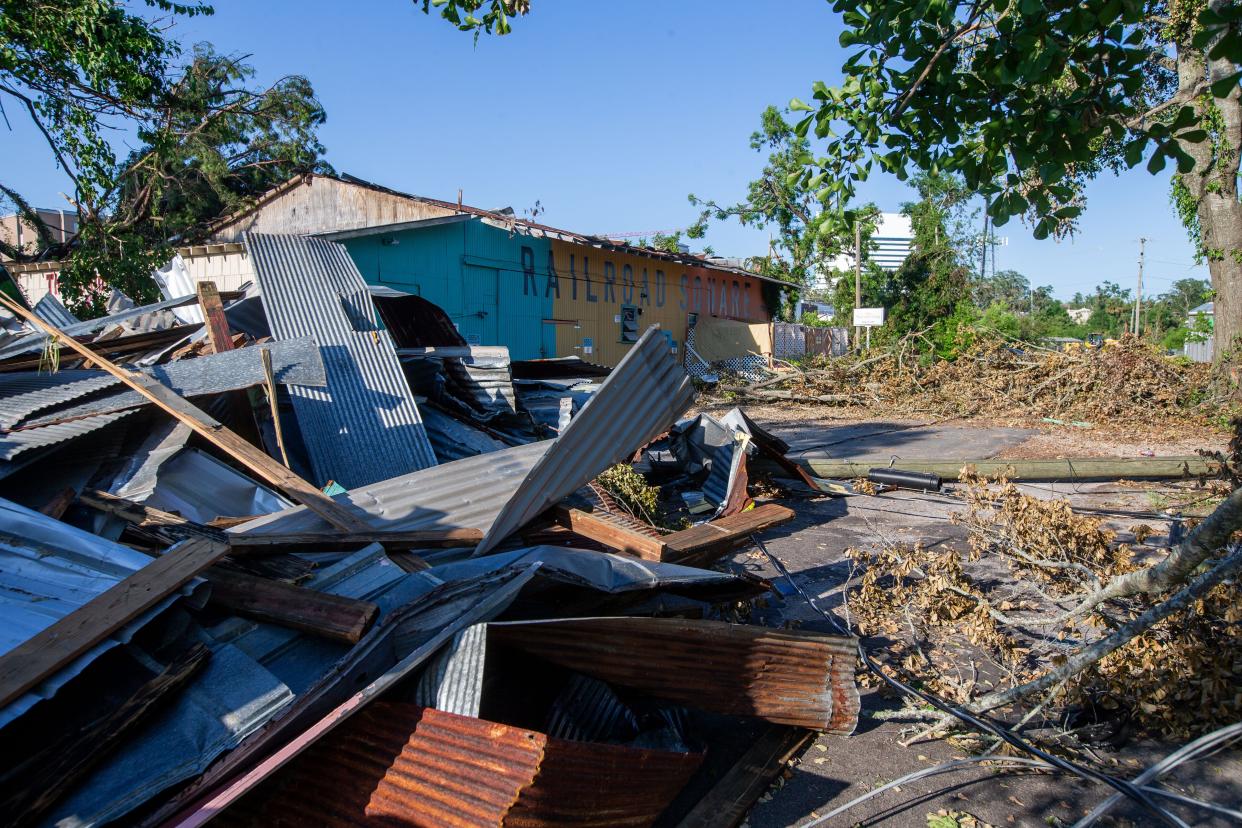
[0,536,230,709]
[661,503,795,563]
[550,505,668,560]
[0,292,369,533]
[203,569,378,644]
[196,280,233,355]
[0,643,210,828]
[0,325,202,372]
[78,490,480,552]
[37,486,77,520]
[260,347,291,466]
[674,724,815,828]
[78,490,224,541]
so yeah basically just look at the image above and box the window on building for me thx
[619,304,639,344]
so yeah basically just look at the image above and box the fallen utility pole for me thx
[802,456,1218,482]
[0,291,369,533]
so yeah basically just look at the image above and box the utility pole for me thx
[854,221,862,349]
[1133,237,1146,336]
[980,210,990,280]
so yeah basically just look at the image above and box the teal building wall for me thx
[343,219,556,360]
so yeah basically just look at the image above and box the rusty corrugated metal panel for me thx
[504,737,703,828]
[489,618,860,734]
[215,702,700,828]
[218,704,545,828]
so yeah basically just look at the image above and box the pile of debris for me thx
[723,333,1216,432]
[0,233,856,828]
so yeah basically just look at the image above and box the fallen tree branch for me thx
[969,544,1242,716]
[1053,485,1242,625]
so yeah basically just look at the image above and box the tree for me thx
[1162,276,1214,318]
[432,1,1240,373]
[684,107,877,298]
[973,268,1029,309]
[1,1,327,312]
[777,0,1242,376]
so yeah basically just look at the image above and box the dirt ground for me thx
[715,405,1240,828]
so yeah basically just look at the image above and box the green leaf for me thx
[790,97,813,112]
[1146,148,1168,174]
[1174,147,1196,174]
[1211,70,1242,98]
[1177,129,1209,144]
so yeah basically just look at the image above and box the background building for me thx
[0,208,77,261]
[334,213,786,366]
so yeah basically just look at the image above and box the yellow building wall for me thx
[546,240,772,367]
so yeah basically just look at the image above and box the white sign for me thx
[853,307,885,327]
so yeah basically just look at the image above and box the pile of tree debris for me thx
[723,334,1218,432]
[846,466,1242,745]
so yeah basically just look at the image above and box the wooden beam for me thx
[674,725,815,828]
[550,505,667,560]
[0,292,369,532]
[78,490,480,551]
[260,347,290,466]
[203,569,378,644]
[196,280,233,355]
[0,537,231,709]
[661,503,795,563]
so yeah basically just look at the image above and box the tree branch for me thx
[892,3,986,119]
[968,543,1242,715]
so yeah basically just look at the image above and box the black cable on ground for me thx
[750,534,1185,827]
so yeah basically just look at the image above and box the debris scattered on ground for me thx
[719,333,1222,436]
[0,238,858,828]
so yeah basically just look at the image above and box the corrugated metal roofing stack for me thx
[245,233,438,487]
[0,266,845,828]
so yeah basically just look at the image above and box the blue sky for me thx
[2,0,1208,300]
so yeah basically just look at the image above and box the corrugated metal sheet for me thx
[32,292,80,328]
[476,326,695,555]
[213,702,699,828]
[0,370,119,428]
[489,618,860,734]
[245,233,437,487]
[0,292,208,360]
[506,735,703,827]
[414,622,487,717]
[0,496,206,727]
[216,704,546,828]
[156,566,538,827]
[545,673,640,743]
[0,408,138,460]
[231,440,550,537]
[421,406,510,462]
[13,337,325,428]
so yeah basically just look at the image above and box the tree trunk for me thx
[1177,13,1242,381]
